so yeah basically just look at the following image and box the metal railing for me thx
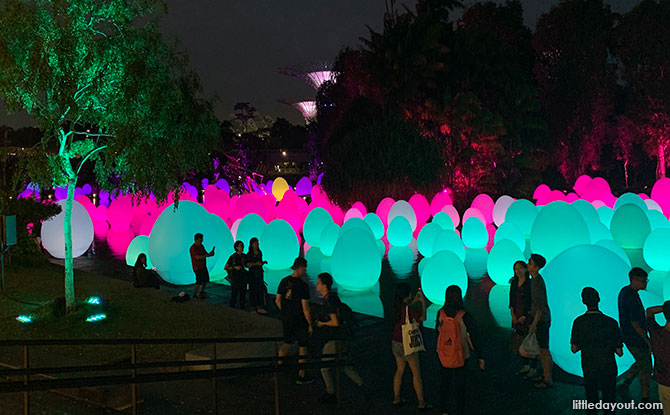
[0,337,347,415]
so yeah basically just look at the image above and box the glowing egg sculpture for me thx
[295,176,312,196]
[421,251,467,305]
[430,191,453,217]
[544,244,634,377]
[487,239,525,286]
[471,193,495,224]
[493,222,525,251]
[271,177,290,202]
[235,213,267,247]
[647,210,670,230]
[331,228,381,291]
[339,217,374,239]
[41,199,94,259]
[387,216,413,246]
[432,212,455,231]
[441,205,461,228]
[610,204,652,249]
[303,207,334,247]
[645,199,663,213]
[417,223,443,258]
[432,229,466,261]
[207,214,235,279]
[461,217,489,249]
[344,208,364,222]
[505,199,538,238]
[203,185,231,221]
[594,239,631,267]
[489,284,512,328]
[530,201,590,263]
[597,206,614,228]
[651,177,670,215]
[462,207,486,225]
[107,194,134,231]
[409,194,431,225]
[571,200,600,225]
[363,213,385,239]
[533,184,551,201]
[583,177,612,203]
[260,219,299,270]
[643,229,670,271]
[376,198,395,227]
[388,200,417,231]
[388,246,415,277]
[492,195,515,227]
[319,223,341,256]
[614,192,647,211]
[233,193,267,222]
[573,175,592,197]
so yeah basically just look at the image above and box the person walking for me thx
[509,260,537,379]
[276,257,313,384]
[315,273,367,404]
[570,287,623,415]
[617,267,652,403]
[436,285,485,415]
[189,233,214,299]
[391,282,429,409]
[528,253,553,388]
[224,241,247,309]
[246,237,268,314]
[646,301,670,415]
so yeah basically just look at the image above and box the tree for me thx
[0,0,219,311]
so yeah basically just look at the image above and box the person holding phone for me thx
[189,233,215,300]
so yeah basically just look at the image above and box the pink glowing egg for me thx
[203,185,231,220]
[130,212,147,235]
[230,195,239,212]
[344,208,364,222]
[651,178,670,215]
[430,191,453,217]
[533,184,551,201]
[330,205,345,225]
[93,205,108,222]
[592,200,606,209]
[107,228,135,256]
[441,205,460,228]
[549,190,566,203]
[573,175,592,197]
[351,201,367,216]
[93,220,109,238]
[409,194,431,225]
[376,198,396,227]
[492,195,515,227]
[139,214,158,236]
[565,193,579,203]
[108,194,134,232]
[276,202,303,235]
[471,194,494,224]
[583,177,611,203]
[638,193,650,200]
[311,184,328,205]
[233,193,267,222]
[260,194,277,222]
[462,207,486,225]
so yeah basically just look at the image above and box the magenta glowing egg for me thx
[462,207,486,225]
[441,205,460,228]
[330,205,345,225]
[260,194,277,223]
[639,193,650,200]
[130,212,148,235]
[233,193,267,222]
[93,205,108,222]
[376,198,396,227]
[565,193,579,203]
[295,176,313,196]
[364,213,385,239]
[311,184,328,205]
[651,178,670,215]
[351,201,367,216]
[107,228,135,256]
[432,211,455,231]
[388,200,417,231]
[408,194,431,225]
[139,214,158,236]
[492,195,515,227]
[344,208,364,222]
[430,191,453,217]
[573,175,592,197]
[107,194,134,232]
[471,194,494,224]
[533,184,551,201]
[203,185,231,221]
[432,229,466,261]
[94,220,109,238]
[275,202,303,235]
[583,177,612,203]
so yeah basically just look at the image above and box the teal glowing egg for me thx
[208,214,235,281]
[493,222,525,251]
[331,228,381,291]
[647,209,670,230]
[235,213,267,248]
[125,235,152,268]
[594,239,631,267]
[421,250,467,305]
[505,199,538,238]
[432,229,465,261]
[388,200,417,231]
[493,195,515,227]
[387,216,413,246]
[303,207,334,247]
[431,211,455,231]
[643,228,670,271]
[571,200,600,225]
[665,275,670,301]
[544,244,634,377]
[489,284,512,328]
[465,248,488,279]
[417,223,443,257]
[364,213,385,239]
[304,246,327,283]
[530,201,590,263]
[597,206,614,228]
[340,217,374,239]
[388,246,415,277]
[610,204,652,249]
[587,221,613,243]
[461,217,489,249]
[319,222,341,256]
[487,239,525,285]
[377,240,386,259]
[418,257,428,276]
[260,219,299,270]
[614,192,647,211]
[647,271,668,300]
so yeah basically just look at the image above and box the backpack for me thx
[437,309,472,368]
[338,302,358,340]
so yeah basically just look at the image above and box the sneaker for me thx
[296,375,314,385]
[318,393,337,404]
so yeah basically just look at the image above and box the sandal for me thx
[392,398,406,407]
[534,380,553,389]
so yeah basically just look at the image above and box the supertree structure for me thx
[278,61,335,91]
[278,99,317,121]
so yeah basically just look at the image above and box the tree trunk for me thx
[64,180,76,311]
[657,142,666,180]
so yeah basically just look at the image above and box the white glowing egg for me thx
[41,199,94,259]
[388,200,417,231]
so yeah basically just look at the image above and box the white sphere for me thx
[41,199,94,259]
[493,195,515,227]
[388,200,417,231]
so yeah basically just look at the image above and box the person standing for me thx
[617,267,651,403]
[189,233,214,299]
[509,260,537,378]
[436,285,485,415]
[570,287,623,415]
[528,253,553,388]
[315,273,367,404]
[246,237,268,314]
[224,241,247,310]
[646,301,670,415]
[276,257,313,384]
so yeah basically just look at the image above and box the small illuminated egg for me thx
[339,217,374,239]
[643,229,670,271]
[565,193,579,203]
[388,246,415,277]
[645,199,663,212]
[571,199,600,225]
[583,177,612,203]
[594,239,631,267]
[126,235,152,268]
[471,194,494,224]
[417,223,443,258]
[487,239,525,286]
[533,184,551,201]
[647,210,670,230]
[430,191,453,217]
[587,221,613,243]
[364,213,385,239]
[388,200,417,231]
[409,194,431,225]
[319,222,341,256]
[493,222,525,251]
[610,204,652,249]
[530,201,590,263]
[214,178,230,193]
[303,207,334,247]
[597,206,614,228]
[260,219,299,270]
[331,228,381,291]
[573,175,592,197]
[614,192,647,211]
[505,199,538,238]
[421,250,467,305]
[462,207,486,225]
[41,200,94,259]
[272,177,290,201]
[432,229,465,261]
[432,211,455,231]
[462,217,488,249]
[492,195,515,227]
[295,176,313,196]
[418,257,428,277]
[235,214,267,247]
[344,208,364,222]
[387,216,413,246]
[441,205,460,228]
[351,201,367,216]
[375,197,396,227]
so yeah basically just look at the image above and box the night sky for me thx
[0,0,642,129]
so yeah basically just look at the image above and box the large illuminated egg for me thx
[409,194,431,225]
[203,186,231,221]
[461,217,488,249]
[331,228,381,291]
[487,239,525,286]
[107,194,133,231]
[573,175,592,197]
[319,223,341,256]
[126,235,153,268]
[651,178,670,215]
[594,239,631,267]
[388,200,417,231]
[648,209,670,231]
[41,200,94,259]
[430,191,453,216]
[363,213,385,239]
[207,214,235,279]
[339,217,374,239]
[493,195,515,227]
[233,193,267,222]
[533,184,551,201]
[417,223,442,258]
[614,192,647,211]
[571,199,600,225]
[303,208,334,247]
[505,199,538,238]
[235,213,267,246]
[530,201,590,263]
[432,211,455,231]
[388,246,415,278]
[643,229,670,271]
[432,229,465,261]
[441,205,460,228]
[462,207,486,225]
[421,251,467,305]
[610,204,652,249]
[583,177,612,203]
[597,206,614,228]
[493,222,525,251]
[344,208,364,223]
[271,177,290,201]
[387,216,413,246]
[260,219,299,270]
[471,194,495,224]
[376,198,395,227]
[544,244,634,377]
[489,284,512,328]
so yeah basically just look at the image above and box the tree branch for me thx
[76,145,108,175]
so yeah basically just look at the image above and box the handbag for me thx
[402,306,425,356]
[518,332,540,358]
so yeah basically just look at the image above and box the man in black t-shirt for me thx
[276,257,313,384]
[571,287,623,414]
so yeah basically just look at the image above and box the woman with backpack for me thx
[391,282,429,409]
[436,285,485,415]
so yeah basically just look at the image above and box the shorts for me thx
[627,344,652,378]
[536,321,550,350]
[194,269,210,285]
[391,341,420,362]
[283,322,309,347]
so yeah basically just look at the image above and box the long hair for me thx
[134,253,147,270]
[509,260,529,284]
[393,282,412,322]
[248,237,259,254]
[440,285,464,318]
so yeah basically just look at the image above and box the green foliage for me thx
[2,197,61,265]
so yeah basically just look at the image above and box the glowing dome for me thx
[409,194,431,225]
[441,205,461,228]
[643,228,670,271]
[530,201,590,263]
[233,193,267,222]
[432,229,466,262]
[610,204,652,249]
[295,176,312,196]
[41,200,94,259]
[125,235,152,268]
[319,222,341,256]
[493,195,515,227]
[343,208,364,222]
[275,201,303,235]
[303,208,334,247]
[594,239,631,267]
[235,213,267,247]
[587,221,613,243]
[351,201,367,216]
[206,214,235,279]
[614,192,647,211]
[597,206,614,228]
[388,246,415,277]
[647,210,670,230]
[430,191,453,217]
[471,194,495,224]
[375,198,395,227]
[571,200,600,225]
[387,216,413,246]
[461,217,489,249]
[431,211,455,231]
[533,184,551,201]
[543,244,634,377]
[214,178,230,194]
[493,222,525,251]
[388,200,417,231]
[487,239,525,286]
[417,223,443,258]
[107,194,133,232]
[260,219,299,270]
[573,175,592,196]
[331,228,381,291]
[505,199,538,238]
[421,251,467,305]
[363,213,385,239]
[107,228,135,256]
[489,284,512,328]
[203,186,231,221]
[339,217,374,240]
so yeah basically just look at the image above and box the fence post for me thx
[273,341,280,415]
[23,344,29,415]
[131,343,137,415]
[212,342,218,414]
[335,342,341,407]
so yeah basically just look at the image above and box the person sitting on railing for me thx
[132,253,161,289]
